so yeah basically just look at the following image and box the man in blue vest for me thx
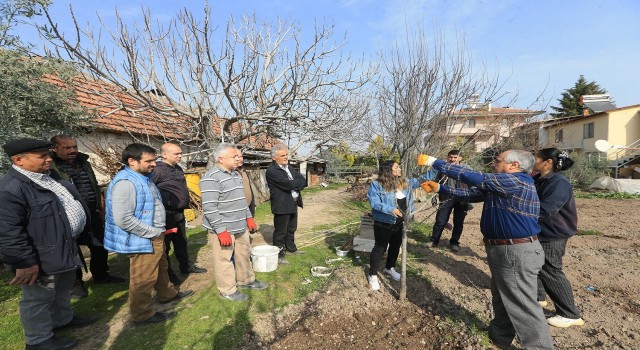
[104,143,193,325]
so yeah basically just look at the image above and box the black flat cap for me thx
[2,138,53,157]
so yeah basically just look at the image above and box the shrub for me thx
[564,154,610,189]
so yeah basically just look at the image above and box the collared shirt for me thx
[200,165,252,234]
[432,160,540,240]
[111,179,165,238]
[13,165,87,236]
[279,164,299,199]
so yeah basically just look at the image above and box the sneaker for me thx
[368,275,380,291]
[238,280,268,290]
[449,244,460,252]
[383,267,401,281]
[220,291,249,302]
[547,315,585,328]
[538,300,549,307]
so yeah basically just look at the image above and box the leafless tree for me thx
[374,30,515,168]
[39,3,372,161]
[371,27,519,300]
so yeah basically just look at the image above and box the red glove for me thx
[246,218,258,233]
[217,231,232,246]
[163,228,178,235]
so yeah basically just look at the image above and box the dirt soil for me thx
[238,188,640,350]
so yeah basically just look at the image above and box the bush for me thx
[564,154,610,189]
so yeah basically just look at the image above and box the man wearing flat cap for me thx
[0,138,98,350]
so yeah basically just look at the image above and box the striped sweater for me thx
[200,165,252,235]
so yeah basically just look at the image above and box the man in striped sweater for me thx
[200,143,268,302]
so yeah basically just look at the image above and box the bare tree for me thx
[371,27,516,300]
[374,30,513,167]
[39,4,371,160]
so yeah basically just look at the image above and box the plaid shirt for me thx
[433,160,540,239]
[13,165,87,236]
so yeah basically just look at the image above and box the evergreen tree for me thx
[550,75,607,117]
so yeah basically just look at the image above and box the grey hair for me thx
[270,144,288,157]
[213,142,237,161]
[504,150,535,173]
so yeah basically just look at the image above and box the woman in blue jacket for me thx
[533,148,584,328]
[366,160,432,291]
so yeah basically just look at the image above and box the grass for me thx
[574,190,640,199]
[577,229,604,236]
[0,183,364,350]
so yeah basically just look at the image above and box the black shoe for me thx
[70,282,87,299]
[25,335,78,349]
[287,250,305,255]
[449,244,460,252]
[134,311,177,326]
[93,275,127,284]
[158,290,194,304]
[238,280,268,290]
[53,315,100,331]
[278,257,289,265]
[181,266,207,275]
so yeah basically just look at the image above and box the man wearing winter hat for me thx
[0,138,98,350]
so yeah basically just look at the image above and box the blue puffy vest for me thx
[104,167,160,254]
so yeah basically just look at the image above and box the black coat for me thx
[0,167,89,275]
[533,172,578,240]
[265,162,307,215]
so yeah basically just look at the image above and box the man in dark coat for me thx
[151,143,206,286]
[265,144,307,264]
[0,138,98,350]
[50,135,125,299]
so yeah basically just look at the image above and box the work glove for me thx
[417,154,437,167]
[420,181,440,193]
[217,231,232,246]
[163,228,178,235]
[246,218,258,233]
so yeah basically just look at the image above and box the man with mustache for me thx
[50,135,125,299]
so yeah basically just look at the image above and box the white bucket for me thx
[251,245,280,272]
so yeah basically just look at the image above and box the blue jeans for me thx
[486,241,554,350]
[20,269,75,345]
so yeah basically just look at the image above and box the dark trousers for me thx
[273,212,298,257]
[431,199,468,245]
[537,238,582,319]
[369,220,403,276]
[164,211,191,274]
[76,210,109,282]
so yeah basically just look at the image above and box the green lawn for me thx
[0,185,370,350]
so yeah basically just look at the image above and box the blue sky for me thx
[17,0,640,111]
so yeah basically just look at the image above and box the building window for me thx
[464,118,476,128]
[583,122,594,139]
[554,129,563,143]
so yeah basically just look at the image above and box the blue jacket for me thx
[104,167,159,254]
[368,171,434,224]
[534,172,577,240]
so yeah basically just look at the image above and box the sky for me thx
[14,0,640,112]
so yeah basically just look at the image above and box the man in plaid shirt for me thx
[420,150,554,350]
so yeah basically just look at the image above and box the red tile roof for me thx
[45,74,281,148]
